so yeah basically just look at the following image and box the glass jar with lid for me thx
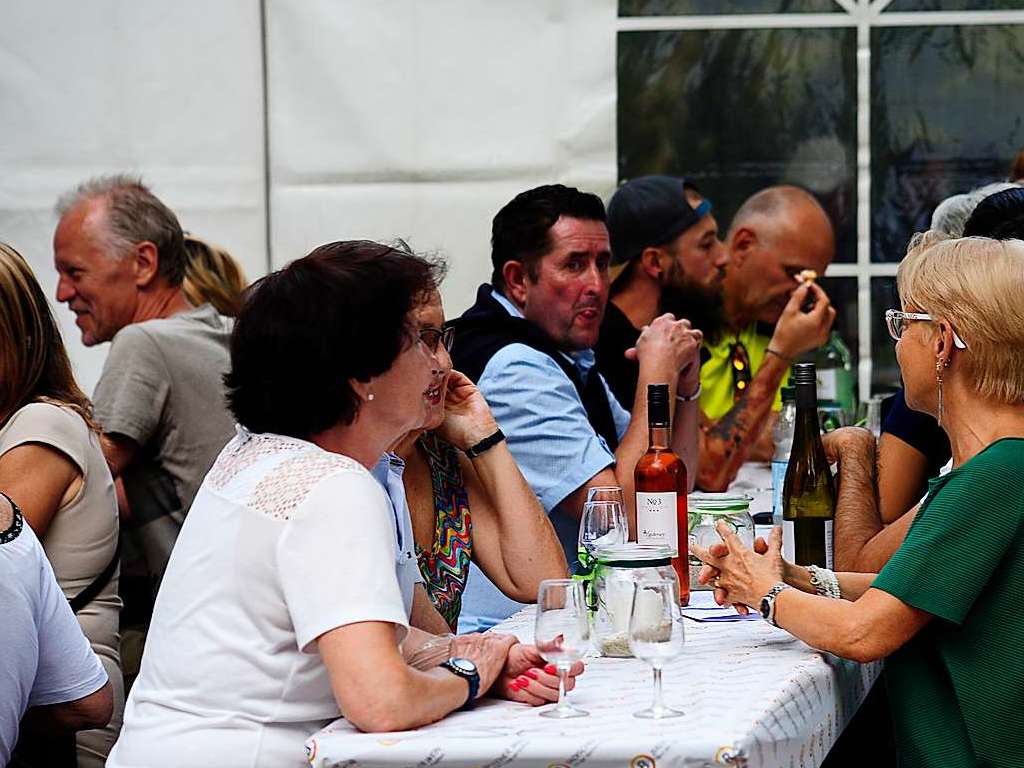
[592,543,679,657]
[687,493,755,592]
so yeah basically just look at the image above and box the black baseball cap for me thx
[607,175,712,266]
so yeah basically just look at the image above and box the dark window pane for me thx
[886,0,1024,10]
[871,277,901,393]
[871,25,1024,262]
[618,28,857,262]
[621,0,839,13]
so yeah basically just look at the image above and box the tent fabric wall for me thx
[0,1,267,393]
[0,1,616,392]
[266,0,617,315]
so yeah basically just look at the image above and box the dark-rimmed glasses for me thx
[418,326,455,354]
[729,341,751,400]
[884,310,968,349]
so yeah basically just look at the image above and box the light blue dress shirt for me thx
[370,452,422,620]
[457,291,630,633]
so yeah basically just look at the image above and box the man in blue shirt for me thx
[450,184,703,630]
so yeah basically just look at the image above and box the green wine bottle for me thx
[782,362,836,567]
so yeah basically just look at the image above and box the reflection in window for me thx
[871,25,1024,262]
[871,277,901,392]
[618,28,857,262]
[620,0,839,14]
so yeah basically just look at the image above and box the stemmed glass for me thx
[534,579,591,719]
[586,485,626,507]
[628,578,685,719]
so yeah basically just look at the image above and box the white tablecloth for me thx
[306,606,879,768]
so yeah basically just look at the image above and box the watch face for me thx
[450,657,477,675]
[760,598,771,620]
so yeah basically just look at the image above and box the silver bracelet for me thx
[807,565,841,599]
[676,383,702,402]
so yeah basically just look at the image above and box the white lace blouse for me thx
[108,428,410,768]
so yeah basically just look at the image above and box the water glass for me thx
[579,500,628,556]
[587,485,626,509]
[534,579,590,719]
[628,578,685,719]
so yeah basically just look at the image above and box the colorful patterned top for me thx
[414,432,473,632]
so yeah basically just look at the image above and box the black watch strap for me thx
[464,429,505,459]
[440,657,479,710]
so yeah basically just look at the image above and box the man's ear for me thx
[132,241,160,288]
[729,227,757,269]
[639,247,666,281]
[502,260,529,307]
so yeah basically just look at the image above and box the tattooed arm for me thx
[696,282,835,492]
[697,353,791,491]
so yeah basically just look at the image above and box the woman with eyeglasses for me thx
[694,232,1024,768]
[108,242,582,768]
[835,191,1024,573]
[390,289,567,635]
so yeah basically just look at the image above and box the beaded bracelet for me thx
[807,565,841,600]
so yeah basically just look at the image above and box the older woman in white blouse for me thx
[108,241,582,768]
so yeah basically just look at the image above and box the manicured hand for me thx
[450,632,518,698]
[492,643,585,706]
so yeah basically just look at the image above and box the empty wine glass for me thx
[587,485,626,509]
[578,500,628,557]
[534,579,590,719]
[628,578,685,719]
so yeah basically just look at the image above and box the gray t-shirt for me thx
[93,304,235,582]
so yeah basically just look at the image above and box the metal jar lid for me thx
[594,543,674,567]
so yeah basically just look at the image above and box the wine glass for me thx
[578,500,628,557]
[586,485,625,509]
[628,578,685,719]
[534,579,590,718]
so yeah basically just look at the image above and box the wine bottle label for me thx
[636,491,678,553]
[825,520,834,570]
[782,519,835,568]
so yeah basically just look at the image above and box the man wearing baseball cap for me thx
[596,175,727,410]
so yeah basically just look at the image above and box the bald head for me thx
[724,185,835,325]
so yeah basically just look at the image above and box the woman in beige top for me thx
[0,243,121,767]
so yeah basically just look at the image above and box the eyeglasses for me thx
[729,341,751,400]
[884,310,968,349]
[418,326,455,354]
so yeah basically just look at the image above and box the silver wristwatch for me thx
[759,583,791,627]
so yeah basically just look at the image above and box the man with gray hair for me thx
[53,175,235,600]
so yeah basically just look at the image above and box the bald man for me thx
[697,186,836,491]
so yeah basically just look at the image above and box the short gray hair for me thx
[56,174,186,286]
[930,181,1020,237]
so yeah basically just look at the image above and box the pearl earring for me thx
[367,392,375,402]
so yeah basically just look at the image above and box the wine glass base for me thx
[540,704,590,719]
[633,705,684,719]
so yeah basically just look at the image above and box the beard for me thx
[658,278,728,345]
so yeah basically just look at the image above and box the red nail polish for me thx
[517,676,530,687]
[544,664,557,675]
[509,681,520,692]
[524,669,539,680]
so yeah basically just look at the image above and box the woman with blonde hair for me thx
[182,234,248,317]
[696,233,1024,768]
[0,243,121,766]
